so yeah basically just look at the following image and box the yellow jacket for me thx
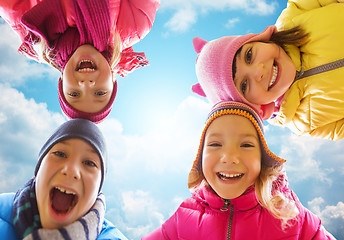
[269,0,344,140]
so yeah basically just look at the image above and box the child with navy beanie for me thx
[0,119,127,240]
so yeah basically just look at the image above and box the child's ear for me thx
[260,102,275,120]
[193,37,208,54]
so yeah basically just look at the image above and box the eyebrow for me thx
[205,132,222,139]
[206,132,258,140]
[94,98,107,103]
[240,133,259,141]
[233,52,245,87]
[88,148,98,154]
[68,98,80,104]
[58,140,98,153]
[67,96,107,104]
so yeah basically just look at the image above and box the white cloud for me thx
[308,197,344,238]
[111,190,165,240]
[101,97,209,237]
[276,133,334,184]
[160,0,278,32]
[225,18,240,29]
[103,96,210,180]
[164,8,197,32]
[0,22,59,86]
[0,84,64,192]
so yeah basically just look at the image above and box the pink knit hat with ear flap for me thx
[58,78,117,124]
[192,25,277,120]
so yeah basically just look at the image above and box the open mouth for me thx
[268,63,278,90]
[50,186,78,215]
[217,172,244,181]
[76,60,97,72]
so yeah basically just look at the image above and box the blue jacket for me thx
[0,193,127,240]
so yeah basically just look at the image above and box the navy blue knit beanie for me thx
[35,119,107,190]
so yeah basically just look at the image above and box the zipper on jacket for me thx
[221,199,234,240]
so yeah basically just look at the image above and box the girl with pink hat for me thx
[192,1,344,140]
[0,0,160,123]
[142,101,335,239]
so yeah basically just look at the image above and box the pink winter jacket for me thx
[0,0,159,74]
[142,180,335,239]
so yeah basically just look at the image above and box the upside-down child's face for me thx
[202,115,261,199]
[35,138,102,229]
[62,44,114,113]
[233,42,295,105]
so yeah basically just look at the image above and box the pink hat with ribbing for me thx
[192,25,277,120]
[58,78,117,124]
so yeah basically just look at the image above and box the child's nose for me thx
[61,161,81,180]
[220,148,240,164]
[252,63,264,82]
[78,79,95,87]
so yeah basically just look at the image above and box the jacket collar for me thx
[193,181,259,212]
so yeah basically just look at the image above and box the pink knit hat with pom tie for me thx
[192,25,277,120]
[58,78,117,124]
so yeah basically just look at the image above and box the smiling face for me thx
[62,44,114,113]
[233,41,295,105]
[35,138,102,229]
[202,115,261,199]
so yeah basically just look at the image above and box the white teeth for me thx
[219,172,242,178]
[55,186,76,195]
[269,65,278,88]
[78,68,95,72]
[77,60,96,71]
[80,59,95,64]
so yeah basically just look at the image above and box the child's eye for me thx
[52,151,67,158]
[95,91,106,96]
[241,143,254,148]
[241,80,247,94]
[68,92,80,97]
[83,160,97,167]
[208,142,222,147]
[245,48,253,64]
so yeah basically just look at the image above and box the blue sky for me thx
[1,0,343,239]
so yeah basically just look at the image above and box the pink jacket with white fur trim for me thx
[142,180,335,239]
[0,0,159,75]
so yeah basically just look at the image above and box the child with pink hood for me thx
[0,0,160,123]
[192,0,344,141]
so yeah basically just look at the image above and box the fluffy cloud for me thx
[102,96,210,180]
[0,22,58,86]
[308,198,344,238]
[0,84,64,191]
[160,0,278,32]
[164,7,197,32]
[267,130,335,184]
[225,18,240,29]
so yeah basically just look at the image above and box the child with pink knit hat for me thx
[192,1,344,141]
[0,0,160,123]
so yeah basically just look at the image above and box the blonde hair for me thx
[255,164,299,229]
[32,32,122,73]
[188,155,299,229]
